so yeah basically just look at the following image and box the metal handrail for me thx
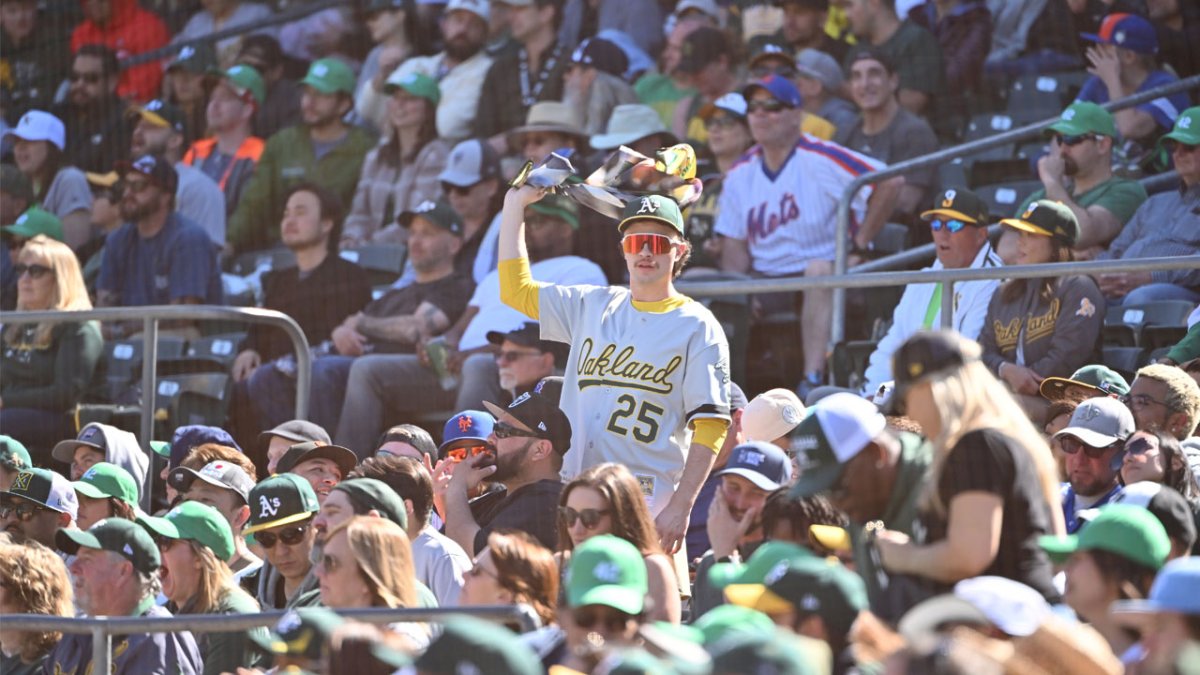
[1,306,311,510]
[830,74,1200,344]
[0,604,541,674]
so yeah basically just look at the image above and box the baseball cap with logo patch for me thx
[128,99,186,133]
[117,154,179,193]
[439,138,501,187]
[170,460,256,504]
[415,616,540,675]
[565,534,648,614]
[1052,396,1135,449]
[483,391,572,455]
[300,58,356,96]
[1046,101,1117,139]
[1040,503,1170,570]
[570,37,628,77]
[138,500,236,562]
[439,410,495,453]
[726,556,867,640]
[383,70,440,105]
[707,540,813,590]
[2,206,63,240]
[714,441,792,491]
[57,517,160,574]
[50,422,110,465]
[789,392,888,497]
[741,388,805,443]
[1,468,79,519]
[617,194,685,235]
[445,0,489,21]
[399,199,464,236]
[0,435,32,470]
[243,473,320,534]
[5,110,66,150]
[1001,200,1080,245]
[1110,481,1197,552]
[920,187,990,224]
[167,43,218,74]
[73,462,139,507]
[1081,13,1158,55]
[1040,364,1130,400]
[1160,106,1200,147]
[217,64,266,106]
[743,74,803,109]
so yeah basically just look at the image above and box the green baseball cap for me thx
[692,604,776,646]
[920,187,990,225]
[56,518,160,574]
[708,629,826,675]
[72,462,139,507]
[1000,199,1081,246]
[167,42,218,74]
[707,540,813,590]
[0,435,32,470]
[528,193,579,229]
[1039,364,1130,401]
[244,473,320,535]
[1046,101,1117,139]
[300,58,356,96]
[3,206,64,240]
[726,557,868,640]
[1160,106,1200,147]
[261,607,346,661]
[218,64,266,106]
[399,199,464,237]
[414,616,540,675]
[1039,503,1170,570]
[617,194,685,236]
[138,500,236,562]
[330,478,407,531]
[566,534,648,614]
[383,70,440,105]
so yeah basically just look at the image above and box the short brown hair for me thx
[348,455,434,529]
[182,443,258,480]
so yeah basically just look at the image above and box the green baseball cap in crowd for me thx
[617,194,685,236]
[528,193,580,229]
[57,518,160,574]
[0,435,32,470]
[707,540,813,590]
[217,64,266,106]
[1039,503,1170,570]
[301,58,356,96]
[1047,101,1117,139]
[244,473,320,535]
[1160,106,1200,147]
[149,440,171,459]
[167,43,218,74]
[692,604,777,646]
[138,500,235,562]
[330,478,408,531]
[727,557,868,640]
[708,629,827,675]
[383,70,440,105]
[3,206,64,240]
[788,392,887,498]
[260,607,346,661]
[73,462,139,507]
[399,199,464,237]
[1000,199,1081,246]
[566,534,648,615]
[414,616,540,675]
[919,187,989,225]
[1039,364,1130,400]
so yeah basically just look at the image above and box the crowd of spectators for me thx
[1,0,1200,672]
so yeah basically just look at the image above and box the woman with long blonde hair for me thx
[1,234,103,455]
[0,537,75,674]
[874,331,1065,603]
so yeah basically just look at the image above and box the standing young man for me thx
[499,186,732,554]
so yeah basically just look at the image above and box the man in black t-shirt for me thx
[444,391,569,555]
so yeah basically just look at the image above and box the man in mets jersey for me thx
[497,185,732,555]
[715,74,900,396]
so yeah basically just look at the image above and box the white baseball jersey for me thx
[714,134,885,276]
[538,284,732,514]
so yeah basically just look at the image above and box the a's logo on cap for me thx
[1022,203,1037,220]
[414,200,436,213]
[538,421,547,432]
[764,560,788,585]
[801,594,820,611]
[276,610,301,634]
[259,495,281,518]
[636,197,659,215]
[133,156,157,173]
[11,471,32,491]
[592,561,621,582]
[941,189,956,207]
[457,415,472,432]
[16,213,28,225]
[178,46,195,60]
[1180,116,1193,129]
[313,63,329,77]
[1061,108,1076,121]
[146,99,165,111]
[83,467,98,480]
[782,404,801,425]
[763,44,784,55]
[1079,404,1101,421]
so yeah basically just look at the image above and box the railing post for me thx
[940,280,955,330]
[141,317,159,513]
[91,623,111,675]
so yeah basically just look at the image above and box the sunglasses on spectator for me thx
[70,71,102,84]
[1052,133,1099,147]
[621,233,676,255]
[929,218,972,233]
[1124,437,1158,455]
[255,522,311,548]
[572,606,634,631]
[1163,139,1200,154]
[444,444,491,463]
[746,98,790,114]
[496,349,542,364]
[1058,436,1120,459]
[493,421,540,440]
[13,263,53,279]
[1122,393,1167,410]
[559,505,609,529]
[751,65,797,79]
[0,501,49,522]
[704,115,743,130]
[441,182,475,196]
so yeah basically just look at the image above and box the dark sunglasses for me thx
[256,522,311,548]
[1052,133,1097,147]
[621,233,675,255]
[704,115,743,130]
[930,218,971,233]
[572,606,634,632]
[1163,139,1200,154]
[444,444,491,463]
[13,263,53,279]
[496,350,542,364]
[70,71,103,84]
[746,98,790,114]
[1124,437,1158,455]
[493,421,539,440]
[559,505,609,529]
[1058,436,1120,459]
[0,501,49,522]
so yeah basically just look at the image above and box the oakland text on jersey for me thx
[576,337,684,395]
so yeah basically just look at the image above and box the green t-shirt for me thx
[635,72,696,129]
[198,589,271,675]
[1015,176,1148,228]
[845,20,945,96]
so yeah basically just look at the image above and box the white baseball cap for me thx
[446,0,489,21]
[6,110,66,151]
[741,388,805,442]
[438,138,500,187]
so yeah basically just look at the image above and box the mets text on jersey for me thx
[577,338,683,395]
[748,192,800,241]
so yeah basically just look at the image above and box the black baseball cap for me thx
[887,331,977,413]
[485,323,566,366]
[127,99,186,134]
[569,37,628,77]
[57,518,160,574]
[920,188,989,225]
[399,199,464,236]
[848,46,896,74]
[1111,482,1197,551]
[258,420,331,449]
[1000,199,1080,246]
[275,441,358,479]
[532,376,564,407]
[51,422,110,464]
[483,391,573,455]
[170,460,256,504]
[117,154,179,194]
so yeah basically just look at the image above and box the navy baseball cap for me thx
[743,75,802,109]
[169,425,242,469]
[714,441,792,491]
[440,410,494,451]
[1081,13,1158,55]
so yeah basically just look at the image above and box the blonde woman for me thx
[1,234,103,454]
[874,331,1066,603]
[0,537,75,675]
[138,501,268,675]
[315,516,431,649]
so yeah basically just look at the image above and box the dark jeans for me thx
[244,355,356,438]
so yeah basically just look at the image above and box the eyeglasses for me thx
[0,501,49,522]
[559,505,609,529]
[572,606,634,632]
[930,218,971,233]
[1163,139,1200,154]
[122,179,154,195]
[444,444,491,463]
[70,71,102,84]
[1052,133,1098,147]
[1123,393,1168,410]
[493,421,540,440]
[621,233,676,256]
[704,115,743,130]
[746,98,790,114]
[496,350,542,364]
[13,263,53,280]
[1058,436,1120,459]
[751,65,797,80]
[255,522,311,548]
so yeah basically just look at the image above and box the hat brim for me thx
[243,510,315,535]
[1053,427,1122,450]
[481,400,533,433]
[999,218,1055,238]
[507,124,586,145]
[438,167,486,187]
[51,440,103,464]
[127,106,175,130]
[1,490,66,513]
[171,466,244,501]
[897,595,991,643]
[919,208,979,223]
[1160,129,1200,146]
[573,585,645,615]
[590,129,678,151]
[291,446,358,481]
[1038,377,1102,401]
[72,481,114,500]
[724,583,788,613]
[788,462,844,498]
[616,213,683,234]
[55,528,102,556]
[1,224,40,238]
[150,441,171,458]
[2,129,59,148]
[713,467,783,492]
[137,513,183,541]
[1037,534,1079,563]
[299,77,347,95]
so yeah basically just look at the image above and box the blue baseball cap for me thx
[742,75,802,109]
[169,425,242,469]
[714,441,792,491]
[440,410,494,451]
[1111,557,1200,618]
[1081,13,1158,55]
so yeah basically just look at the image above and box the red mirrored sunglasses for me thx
[621,233,675,256]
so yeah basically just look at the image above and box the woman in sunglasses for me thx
[138,501,269,674]
[459,529,558,629]
[555,463,680,624]
[1,234,103,459]
[979,199,1105,424]
[1120,430,1200,505]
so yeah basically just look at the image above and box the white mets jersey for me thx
[714,134,885,276]
[538,284,732,514]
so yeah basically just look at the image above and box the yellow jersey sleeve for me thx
[499,257,542,319]
[691,417,730,455]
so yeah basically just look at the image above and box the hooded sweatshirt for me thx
[98,423,149,492]
[69,0,169,102]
